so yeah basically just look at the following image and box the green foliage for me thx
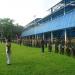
[0,43,75,75]
[0,18,24,38]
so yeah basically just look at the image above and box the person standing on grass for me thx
[41,38,45,53]
[48,39,52,52]
[60,40,64,54]
[66,39,71,56]
[55,39,59,53]
[5,36,11,65]
[19,37,22,46]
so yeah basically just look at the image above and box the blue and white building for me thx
[21,0,75,44]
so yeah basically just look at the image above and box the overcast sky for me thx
[0,0,61,26]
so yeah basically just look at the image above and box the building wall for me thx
[22,9,75,37]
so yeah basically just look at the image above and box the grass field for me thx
[0,43,75,75]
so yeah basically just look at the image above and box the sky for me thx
[0,0,61,26]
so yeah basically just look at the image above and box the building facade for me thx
[21,0,75,46]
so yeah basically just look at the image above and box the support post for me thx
[43,33,44,40]
[51,32,53,43]
[65,29,67,45]
[37,35,38,40]
[64,29,67,53]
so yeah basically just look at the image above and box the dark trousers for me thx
[66,47,71,56]
[42,46,44,53]
[55,46,59,53]
[60,48,64,54]
[48,46,52,52]
[72,48,75,56]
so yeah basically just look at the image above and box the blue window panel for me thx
[52,8,64,19]
[65,6,75,13]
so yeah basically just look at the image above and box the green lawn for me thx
[0,43,75,75]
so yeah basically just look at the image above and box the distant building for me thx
[21,0,75,44]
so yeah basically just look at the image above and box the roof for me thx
[24,18,41,28]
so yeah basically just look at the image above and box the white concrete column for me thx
[64,29,67,53]
[34,34,36,40]
[51,32,53,43]
[65,29,67,45]
[43,33,44,40]
[37,35,38,39]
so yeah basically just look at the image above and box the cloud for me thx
[0,0,61,26]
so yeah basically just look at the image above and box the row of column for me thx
[34,29,67,45]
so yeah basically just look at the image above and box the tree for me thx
[0,18,24,39]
